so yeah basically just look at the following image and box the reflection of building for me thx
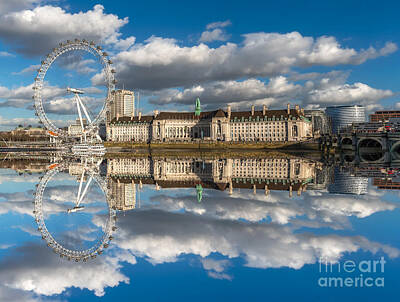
[328,168,368,195]
[307,165,334,190]
[107,157,152,176]
[107,156,323,198]
[110,89,135,120]
[109,180,136,211]
[325,105,366,134]
[373,178,400,190]
[370,110,400,123]
[107,101,313,143]
[0,158,49,173]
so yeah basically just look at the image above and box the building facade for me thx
[304,109,331,135]
[325,105,366,134]
[107,102,313,143]
[109,89,135,121]
[68,118,88,136]
[370,110,400,123]
[107,115,153,142]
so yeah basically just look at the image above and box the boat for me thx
[71,143,106,156]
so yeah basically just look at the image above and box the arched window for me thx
[292,125,298,137]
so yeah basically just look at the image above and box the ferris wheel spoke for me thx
[75,95,85,131]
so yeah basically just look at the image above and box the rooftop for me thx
[110,107,306,123]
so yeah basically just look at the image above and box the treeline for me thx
[0,132,49,142]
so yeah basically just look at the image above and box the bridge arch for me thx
[343,153,355,163]
[358,138,384,162]
[391,141,400,160]
[340,137,353,149]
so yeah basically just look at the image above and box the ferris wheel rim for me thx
[34,164,116,261]
[33,39,116,138]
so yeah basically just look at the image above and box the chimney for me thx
[138,111,142,121]
[251,105,255,116]
[300,108,305,115]
[263,105,268,115]
[154,110,159,117]
[116,113,120,121]
[227,105,231,119]
[287,103,290,114]
[295,104,300,113]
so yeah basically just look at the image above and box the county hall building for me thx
[107,92,313,143]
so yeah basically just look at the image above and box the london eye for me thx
[32,39,116,140]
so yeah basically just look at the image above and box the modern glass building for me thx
[325,105,366,134]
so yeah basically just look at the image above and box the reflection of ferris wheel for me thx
[33,39,116,139]
[33,162,117,262]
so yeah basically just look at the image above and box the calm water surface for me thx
[0,153,399,301]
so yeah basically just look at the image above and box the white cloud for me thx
[200,29,230,43]
[114,210,399,270]
[0,82,105,117]
[0,243,133,297]
[0,51,14,57]
[109,32,396,91]
[201,258,230,273]
[0,116,42,129]
[306,82,393,107]
[149,73,393,110]
[0,0,42,14]
[206,20,232,30]
[12,64,40,75]
[0,244,14,249]
[0,4,129,56]
[143,185,397,229]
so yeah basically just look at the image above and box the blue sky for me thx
[0,0,400,130]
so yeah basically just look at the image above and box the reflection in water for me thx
[107,156,322,202]
[33,157,116,262]
[0,152,399,299]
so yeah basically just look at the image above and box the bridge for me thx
[339,131,400,165]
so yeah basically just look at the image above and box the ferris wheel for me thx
[33,39,116,139]
[33,160,117,262]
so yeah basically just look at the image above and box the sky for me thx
[0,0,400,129]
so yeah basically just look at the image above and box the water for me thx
[0,152,399,301]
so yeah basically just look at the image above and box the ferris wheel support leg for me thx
[77,175,93,207]
[76,94,92,124]
[76,171,85,205]
[75,95,85,131]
